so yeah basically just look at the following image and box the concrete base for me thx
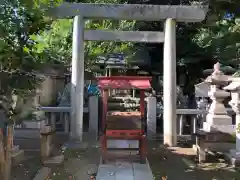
[12,145,25,165]
[33,167,51,180]
[61,137,100,151]
[107,140,139,149]
[203,123,235,134]
[193,142,235,153]
[206,114,232,125]
[43,155,64,165]
[61,141,88,150]
[20,119,46,129]
[225,149,240,167]
[96,157,154,180]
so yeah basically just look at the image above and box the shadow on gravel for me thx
[148,140,239,180]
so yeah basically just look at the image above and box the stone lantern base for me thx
[225,149,240,167]
[206,114,232,126]
[203,122,235,133]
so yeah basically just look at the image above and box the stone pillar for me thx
[70,16,85,141]
[230,93,240,152]
[89,96,99,139]
[108,68,112,96]
[105,68,108,76]
[147,97,157,139]
[197,98,208,127]
[224,81,240,164]
[163,18,177,146]
[132,89,136,98]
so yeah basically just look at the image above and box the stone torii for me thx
[47,3,208,146]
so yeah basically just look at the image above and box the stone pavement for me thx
[48,139,100,180]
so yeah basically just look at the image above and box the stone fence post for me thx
[40,125,55,161]
[88,96,99,139]
[147,96,156,139]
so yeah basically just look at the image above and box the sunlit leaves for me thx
[193,17,240,65]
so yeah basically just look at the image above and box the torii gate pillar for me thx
[163,18,177,146]
[71,15,85,141]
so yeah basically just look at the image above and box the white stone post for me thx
[163,18,177,146]
[231,98,240,152]
[70,16,85,141]
[197,98,208,127]
[108,68,112,96]
[224,81,240,163]
[132,89,136,98]
[147,96,156,139]
[89,96,99,139]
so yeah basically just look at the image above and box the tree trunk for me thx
[3,125,13,180]
[0,129,5,179]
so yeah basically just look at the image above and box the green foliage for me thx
[32,0,136,71]
[1,0,240,110]
[193,18,240,65]
[0,0,48,121]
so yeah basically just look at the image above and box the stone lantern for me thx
[224,80,240,165]
[203,62,232,132]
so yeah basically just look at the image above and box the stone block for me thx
[43,155,64,165]
[107,140,139,149]
[147,97,156,138]
[33,167,51,180]
[12,149,24,165]
[206,114,232,125]
[40,125,55,159]
[203,123,235,134]
[89,96,99,139]
[225,149,240,167]
[22,119,46,129]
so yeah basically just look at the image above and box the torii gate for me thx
[48,3,208,146]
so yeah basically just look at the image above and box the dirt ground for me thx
[46,140,240,180]
[11,151,42,180]
[11,133,240,180]
[11,132,68,180]
[148,141,240,180]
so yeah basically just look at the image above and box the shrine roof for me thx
[96,76,152,90]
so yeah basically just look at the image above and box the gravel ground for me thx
[11,133,68,180]
[49,147,99,180]
[11,152,42,180]
[11,134,240,180]
[47,140,240,180]
[148,141,240,180]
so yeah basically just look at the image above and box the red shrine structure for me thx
[96,76,152,163]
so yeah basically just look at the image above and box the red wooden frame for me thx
[97,76,152,163]
[96,76,151,89]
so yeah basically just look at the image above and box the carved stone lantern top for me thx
[205,62,232,85]
[224,81,240,113]
[224,81,240,92]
